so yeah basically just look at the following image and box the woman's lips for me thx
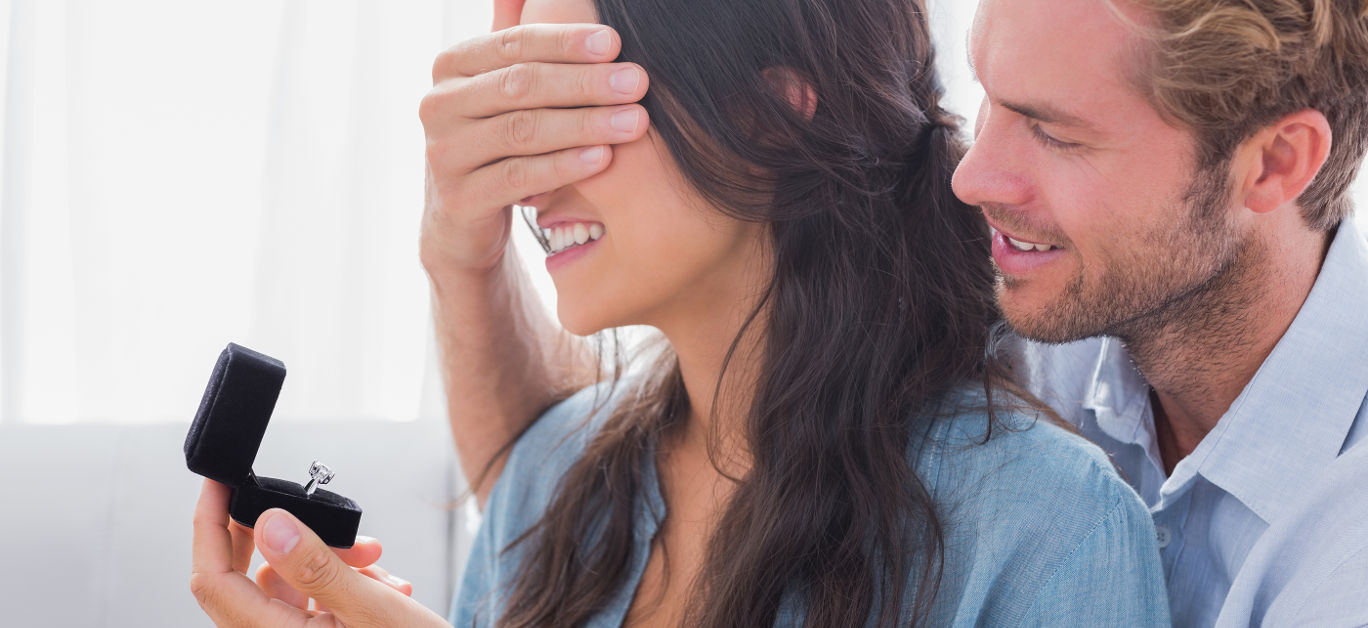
[544,233,601,272]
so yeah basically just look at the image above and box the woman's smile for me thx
[541,220,606,255]
[535,211,608,273]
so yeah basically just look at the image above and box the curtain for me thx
[2,0,1362,425]
[0,1,492,424]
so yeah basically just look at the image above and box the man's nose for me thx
[951,104,1032,210]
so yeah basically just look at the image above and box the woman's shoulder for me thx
[918,384,1125,508]
[509,382,622,460]
[917,385,1169,625]
[454,380,630,626]
[478,380,626,541]
[492,380,625,509]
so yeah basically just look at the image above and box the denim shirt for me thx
[1015,219,1368,626]
[449,384,1170,626]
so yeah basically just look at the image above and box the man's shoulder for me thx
[1219,438,1368,625]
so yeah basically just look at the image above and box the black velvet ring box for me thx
[184,343,362,548]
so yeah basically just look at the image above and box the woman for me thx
[451,0,1169,626]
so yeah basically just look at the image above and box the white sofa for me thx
[0,418,471,627]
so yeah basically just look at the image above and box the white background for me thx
[0,2,492,625]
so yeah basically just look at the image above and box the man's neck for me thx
[1125,228,1329,473]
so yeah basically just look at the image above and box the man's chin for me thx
[997,285,1102,345]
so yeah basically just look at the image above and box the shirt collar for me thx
[1179,219,1368,523]
[1082,336,1151,445]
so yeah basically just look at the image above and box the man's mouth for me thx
[991,227,1060,252]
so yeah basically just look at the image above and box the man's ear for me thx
[762,67,818,121]
[1236,109,1333,215]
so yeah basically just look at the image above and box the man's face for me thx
[953,0,1248,343]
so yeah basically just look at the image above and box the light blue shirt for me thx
[1017,218,1368,626]
[451,384,1169,626]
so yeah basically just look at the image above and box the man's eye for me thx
[1029,123,1082,152]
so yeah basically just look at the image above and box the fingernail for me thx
[383,573,410,588]
[579,146,605,164]
[263,512,301,555]
[610,108,640,133]
[586,29,612,56]
[610,68,640,94]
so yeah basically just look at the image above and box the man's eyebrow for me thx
[1000,100,1099,132]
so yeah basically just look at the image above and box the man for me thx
[191,0,1368,625]
[954,0,1368,625]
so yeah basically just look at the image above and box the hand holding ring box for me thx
[184,343,362,547]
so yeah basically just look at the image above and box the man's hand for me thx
[418,1,629,509]
[190,479,445,627]
[418,11,650,277]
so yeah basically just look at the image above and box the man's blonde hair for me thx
[1116,0,1368,230]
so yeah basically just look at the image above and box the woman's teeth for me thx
[544,222,605,255]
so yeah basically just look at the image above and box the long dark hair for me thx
[502,0,1002,625]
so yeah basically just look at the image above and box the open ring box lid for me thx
[184,343,362,548]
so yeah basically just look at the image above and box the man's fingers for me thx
[434,24,621,81]
[463,62,647,119]
[451,104,647,169]
[491,0,526,32]
[422,61,647,128]
[447,145,614,214]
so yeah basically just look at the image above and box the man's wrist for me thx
[422,247,517,296]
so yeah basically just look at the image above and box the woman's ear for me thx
[762,67,818,120]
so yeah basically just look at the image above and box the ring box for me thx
[184,343,362,548]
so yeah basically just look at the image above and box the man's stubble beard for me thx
[1003,164,1261,360]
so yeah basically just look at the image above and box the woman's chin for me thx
[555,307,612,338]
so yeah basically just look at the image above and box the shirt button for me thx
[1155,525,1172,549]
